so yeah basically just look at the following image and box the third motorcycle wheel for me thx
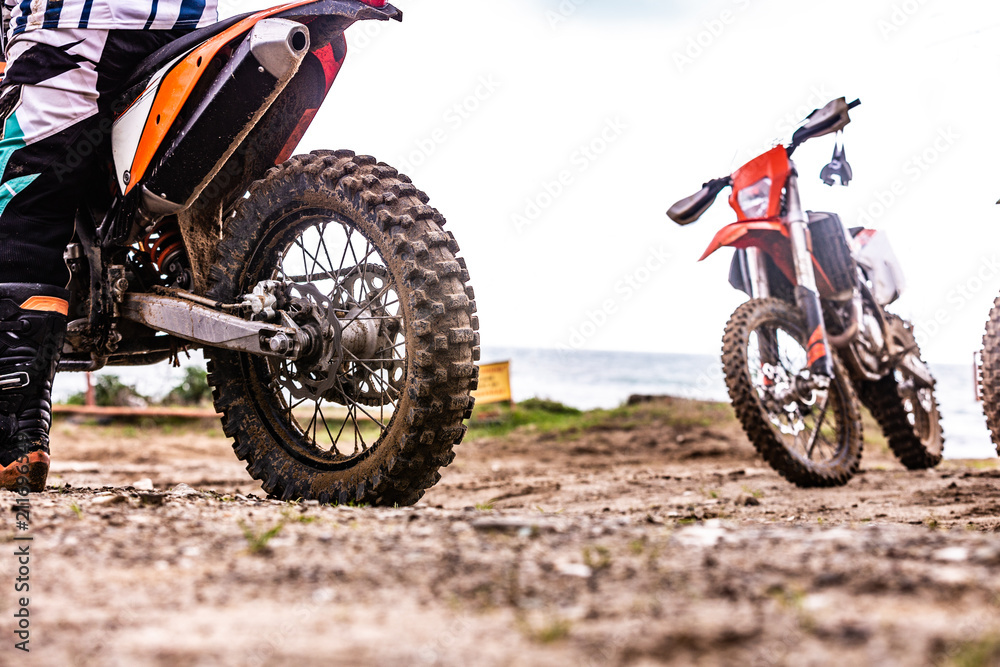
[722,298,863,487]
[981,297,1000,452]
[205,151,479,505]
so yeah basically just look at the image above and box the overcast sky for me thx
[226,0,1000,364]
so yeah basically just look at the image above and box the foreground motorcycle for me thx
[47,1,479,504]
[668,98,942,487]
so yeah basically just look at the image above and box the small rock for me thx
[470,517,555,534]
[139,493,166,506]
[973,544,1000,564]
[132,478,154,491]
[738,494,761,507]
[168,483,198,497]
[556,562,592,578]
[92,495,127,507]
[932,547,969,563]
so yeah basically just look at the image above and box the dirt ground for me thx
[5,397,1000,666]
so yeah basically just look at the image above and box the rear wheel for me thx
[981,297,1000,452]
[858,316,943,469]
[722,298,862,487]
[206,150,479,505]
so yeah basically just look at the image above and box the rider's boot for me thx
[0,284,69,493]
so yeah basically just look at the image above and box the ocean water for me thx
[50,346,995,460]
[479,346,994,461]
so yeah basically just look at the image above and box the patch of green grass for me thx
[582,545,612,571]
[859,406,891,455]
[466,399,584,440]
[475,499,497,511]
[942,635,1000,667]
[628,539,645,555]
[517,615,572,644]
[281,509,319,524]
[69,503,83,519]
[239,519,284,554]
[466,395,737,442]
[963,459,1000,470]
[925,516,941,530]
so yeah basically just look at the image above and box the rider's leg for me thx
[0,28,187,491]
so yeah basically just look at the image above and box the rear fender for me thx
[113,0,400,198]
[116,2,400,293]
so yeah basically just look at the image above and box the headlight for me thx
[736,177,772,218]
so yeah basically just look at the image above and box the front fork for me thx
[784,172,833,379]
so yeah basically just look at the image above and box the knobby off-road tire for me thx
[205,150,479,505]
[858,375,943,469]
[722,298,863,487]
[857,318,943,470]
[981,297,1000,453]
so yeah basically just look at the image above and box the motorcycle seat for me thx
[120,13,253,96]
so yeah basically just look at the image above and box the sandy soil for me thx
[4,397,1000,666]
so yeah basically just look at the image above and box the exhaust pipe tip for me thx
[250,19,311,80]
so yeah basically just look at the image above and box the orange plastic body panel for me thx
[699,219,789,262]
[700,219,844,299]
[728,145,791,220]
[125,0,319,194]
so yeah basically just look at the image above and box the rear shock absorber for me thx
[139,218,191,289]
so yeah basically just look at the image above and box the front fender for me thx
[698,219,789,261]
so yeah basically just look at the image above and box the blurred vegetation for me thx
[466,396,892,453]
[64,366,210,408]
[465,395,734,441]
[66,374,148,407]
[163,366,211,406]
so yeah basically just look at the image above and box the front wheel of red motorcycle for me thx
[722,298,863,487]
[205,150,479,505]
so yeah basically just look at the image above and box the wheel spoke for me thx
[805,391,831,460]
[265,212,407,461]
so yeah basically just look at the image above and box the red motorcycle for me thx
[668,98,942,487]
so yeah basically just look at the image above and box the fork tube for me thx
[784,171,833,378]
[745,248,770,299]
